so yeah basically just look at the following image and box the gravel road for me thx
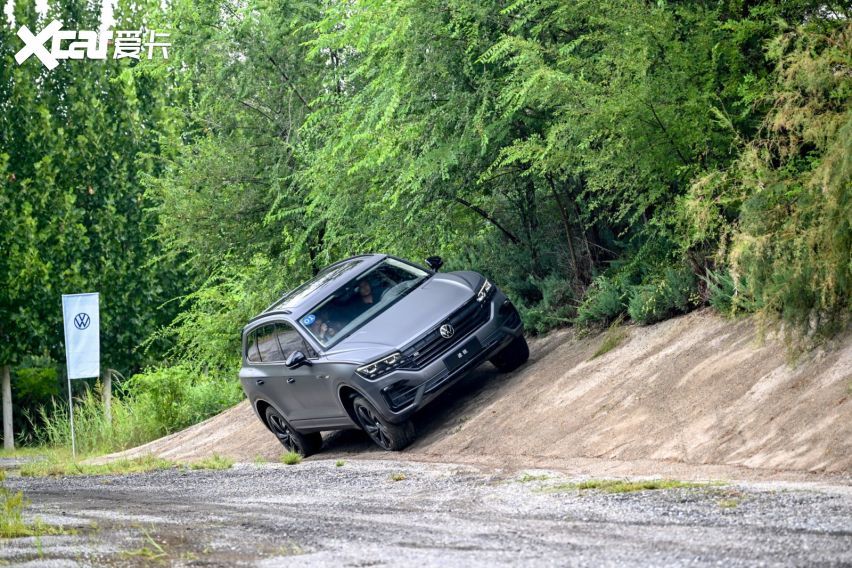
[3,458,851,567]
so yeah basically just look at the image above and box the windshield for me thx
[268,258,366,311]
[299,258,428,347]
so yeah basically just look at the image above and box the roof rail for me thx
[261,254,378,313]
[247,309,292,325]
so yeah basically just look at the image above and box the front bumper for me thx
[354,290,524,423]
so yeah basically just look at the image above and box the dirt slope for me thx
[103,310,852,477]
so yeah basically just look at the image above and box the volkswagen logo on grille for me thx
[439,324,454,339]
[73,313,90,330]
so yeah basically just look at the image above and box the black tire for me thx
[490,335,529,372]
[264,406,323,457]
[352,396,415,451]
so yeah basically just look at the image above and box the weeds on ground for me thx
[543,478,707,494]
[518,473,550,483]
[253,455,268,465]
[19,453,236,477]
[188,454,233,470]
[281,452,302,465]
[389,472,407,482]
[0,470,68,538]
[20,454,175,477]
[121,529,168,563]
[335,460,345,467]
[275,542,305,556]
[591,315,628,359]
[0,447,52,459]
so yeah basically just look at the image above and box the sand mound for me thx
[101,310,852,475]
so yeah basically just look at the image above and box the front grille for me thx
[400,299,490,370]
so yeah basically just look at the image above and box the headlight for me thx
[357,352,403,379]
[476,279,493,302]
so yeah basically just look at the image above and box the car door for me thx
[274,322,341,422]
[247,323,310,420]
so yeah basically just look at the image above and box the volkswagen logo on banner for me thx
[74,313,91,330]
[439,324,454,339]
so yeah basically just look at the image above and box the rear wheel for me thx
[352,396,415,451]
[490,335,529,372]
[265,407,323,457]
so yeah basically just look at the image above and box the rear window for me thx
[245,322,315,363]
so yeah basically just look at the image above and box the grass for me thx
[718,498,740,509]
[335,460,345,467]
[281,452,302,465]
[121,529,168,563]
[1,470,69,538]
[518,473,550,483]
[543,478,707,494]
[20,454,176,478]
[0,447,53,459]
[389,472,407,482]
[188,454,233,470]
[591,315,628,359]
[19,453,237,477]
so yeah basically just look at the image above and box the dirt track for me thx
[4,459,852,567]
[102,310,852,481]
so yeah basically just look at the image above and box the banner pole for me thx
[67,371,76,459]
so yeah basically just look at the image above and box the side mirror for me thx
[285,351,311,369]
[425,256,443,271]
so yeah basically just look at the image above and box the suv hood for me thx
[323,272,479,362]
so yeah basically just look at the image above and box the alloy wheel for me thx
[355,403,392,450]
[269,414,300,453]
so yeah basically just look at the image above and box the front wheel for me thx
[265,406,323,457]
[490,335,529,372]
[352,396,415,451]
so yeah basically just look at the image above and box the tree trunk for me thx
[546,174,579,282]
[2,364,12,450]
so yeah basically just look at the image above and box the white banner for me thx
[62,293,100,379]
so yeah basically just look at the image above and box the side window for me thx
[256,324,284,362]
[276,323,310,360]
[246,329,261,363]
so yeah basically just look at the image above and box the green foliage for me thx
[31,390,160,454]
[576,277,628,327]
[124,365,241,435]
[544,478,707,494]
[4,0,851,454]
[281,452,302,465]
[188,454,233,471]
[727,24,851,342]
[517,275,576,334]
[591,316,628,359]
[29,367,240,455]
[627,267,699,325]
[20,454,176,478]
[0,469,66,537]
[704,269,760,317]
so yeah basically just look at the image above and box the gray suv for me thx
[239,254,527,455]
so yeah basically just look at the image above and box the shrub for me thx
[703,269,760,317]
[517,275,576,334]
[281,452,302,465]
[124,365,242,435]
[30,365,242,456]
[575,276,626,326]
[627,266,698,325]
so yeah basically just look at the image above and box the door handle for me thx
[255,379,265,386]
[287,377,295,384]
